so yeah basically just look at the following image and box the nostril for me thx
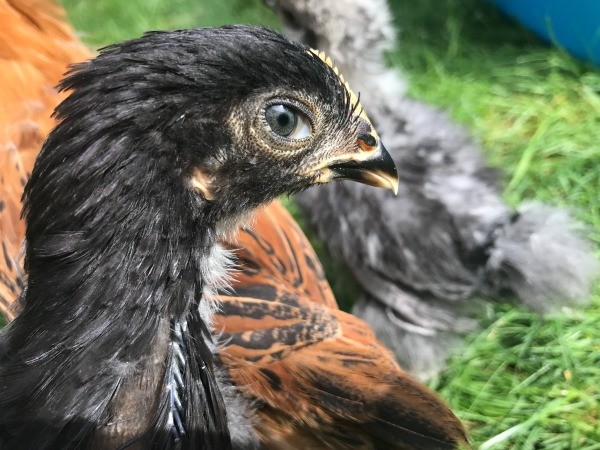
[358,133,377,151]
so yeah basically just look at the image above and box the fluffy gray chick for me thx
[266,0,600,378]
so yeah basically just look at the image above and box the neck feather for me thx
[0,128,235,447]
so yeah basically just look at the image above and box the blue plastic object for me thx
[488,0,600,65]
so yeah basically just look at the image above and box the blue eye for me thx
[265,104,311,139]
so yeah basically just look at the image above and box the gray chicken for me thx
[266,0,600,378]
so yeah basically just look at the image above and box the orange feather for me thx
[0,0,90,318]
[216,203,469,449]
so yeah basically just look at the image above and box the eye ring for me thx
[263,101,313,141]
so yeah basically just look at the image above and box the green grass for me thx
[47,0,600,447]
[430,304,600,449]
[62,0,279,48]
[388,0,600,231]
[385,1,600,447]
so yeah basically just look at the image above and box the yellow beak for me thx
[326,142,399,194]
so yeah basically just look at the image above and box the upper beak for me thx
[328,142,399,195]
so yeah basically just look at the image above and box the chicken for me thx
[0,21,470,449]
[267,0,600,378]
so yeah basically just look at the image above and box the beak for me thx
[327,142,399,194]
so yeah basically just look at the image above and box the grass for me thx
[388,0,600,231]
[62,0,279,48]
[385,1,600,447]
[40,0,600,447]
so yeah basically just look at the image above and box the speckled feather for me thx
[215,201,469,449]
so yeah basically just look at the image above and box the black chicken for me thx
[0,26,399,448]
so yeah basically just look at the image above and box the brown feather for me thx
[0,0,90,320]
[215,203,470,449]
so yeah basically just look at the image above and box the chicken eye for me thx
[265,104,311,139]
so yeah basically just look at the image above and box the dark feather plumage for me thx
[267,0,600,377]
[0,25,390,448]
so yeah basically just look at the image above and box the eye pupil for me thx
[265,104,299,137]
[277,114,290,128]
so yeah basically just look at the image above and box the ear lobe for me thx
[191,169,215,201]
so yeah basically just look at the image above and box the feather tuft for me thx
[485,202,600,311]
